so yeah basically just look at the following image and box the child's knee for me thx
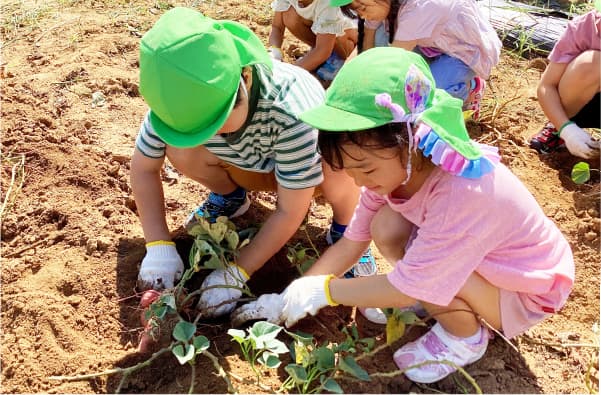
[370,207,412,259]
[566,50,601,85]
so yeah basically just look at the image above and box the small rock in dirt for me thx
[85,238,98,254]
[584,232,597,241]
[107,163,120,177]
[97,237,111,251]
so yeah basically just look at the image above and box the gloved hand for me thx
[561,123,600,159]
[230,293,284,327]
[268,46,283,61]
[137,242,184,290]
[281,275,337,327]
[197,265,249,318]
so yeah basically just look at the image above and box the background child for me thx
[337,0,502,120]
[133,7,376,318]
[232,47,574,384]
[529,2,600,159]
[268,0,358,80]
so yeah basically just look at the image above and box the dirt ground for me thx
[1,0,600,393]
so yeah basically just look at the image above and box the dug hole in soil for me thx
[1,0,599,393]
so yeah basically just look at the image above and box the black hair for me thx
[342,0,406,53]
[318,122,411,170]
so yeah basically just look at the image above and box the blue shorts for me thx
[425,53,476,102]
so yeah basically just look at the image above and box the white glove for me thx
[230,293,284,327]
[197,265,249,318]
[138,243,184,290]
[268,46,283,61]
[561,123,600,159]
[281,275,337,327]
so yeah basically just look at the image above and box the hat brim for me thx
[300,103,390,132]
[330,0,352,6]
[149,90,236,148]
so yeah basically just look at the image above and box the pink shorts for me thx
[499,276,572,339]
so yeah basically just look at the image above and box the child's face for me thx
[350,0,390,22]
[339,141,408,195]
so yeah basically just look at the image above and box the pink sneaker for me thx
[393,323,489,383]
[464,77,486,121]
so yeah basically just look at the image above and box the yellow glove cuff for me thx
[233,264,250,281]
[324,274,339,306]
[146,240,175,247]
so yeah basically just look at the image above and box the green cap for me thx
[300,46,482,160]
[330,0,352,6]
[139,7,272,147]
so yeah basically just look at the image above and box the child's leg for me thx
[394,272,500,383]
[428,54,475,102]
[166,145,239,195]
[333,28,358,59]
[281,7,315,47]
[558,49,601,120]
[369,204,414,262]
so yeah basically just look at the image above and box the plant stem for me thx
[188,362,196,394]
[203,350,237,394]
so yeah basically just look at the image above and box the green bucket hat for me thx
[139,7,272,148]
[330,0,352,6]
[300,47,500,178]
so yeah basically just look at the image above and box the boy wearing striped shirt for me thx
[132,7,376,318]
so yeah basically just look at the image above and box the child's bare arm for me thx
[130,148,171,242]
[236,185,314,276]
[269,11,286,49]
[363,27,377,51]
[295,33,336,71]
[391,39,417,52]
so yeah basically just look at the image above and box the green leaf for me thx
[172,321,196,342]
[314,346,335,370]
[203,255,223,270]
[321,377,343,394]
[208,222,228,243]
[258,351,282,368]
[187,223,208,237]
[194,239,216,256]
[172,343,195,365]
[571,162,591,184]
[338,356,370,381]
[227,328,247,344]
[285,364,308,383]
[264,338,289,354]
[287,330,313,345]
[193,335,210,353]
[249,321,282,348]
[160,294,176,310]
[224,229,239,250]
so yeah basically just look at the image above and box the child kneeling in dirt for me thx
[232,47,574,384]
[529,0,600,159]
[132,7,377,317]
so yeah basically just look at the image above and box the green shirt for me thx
[136,61,325,189]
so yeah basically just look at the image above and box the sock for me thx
[222,186,246,199]
[330,221,347,234]
[447,326,483,344]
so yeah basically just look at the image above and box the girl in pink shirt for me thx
[232,47,574,384]
[336,0,502,120]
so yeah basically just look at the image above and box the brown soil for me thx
[1,1,599,393]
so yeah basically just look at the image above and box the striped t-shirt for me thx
[135,61,326,190]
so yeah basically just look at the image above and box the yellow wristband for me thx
[324,274,339,306]
[235,265,250,281]
[145,240,175,248]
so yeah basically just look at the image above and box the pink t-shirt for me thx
[548,10,601,64]
[366,0,501,78]
[345,164,574,310]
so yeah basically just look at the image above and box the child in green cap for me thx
[231,47,574,383]
[132,7,376,317]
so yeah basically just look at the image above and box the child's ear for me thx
[242,66,253,90]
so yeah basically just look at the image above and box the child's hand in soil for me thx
[137,244,184,291]
[230,293,284,327]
